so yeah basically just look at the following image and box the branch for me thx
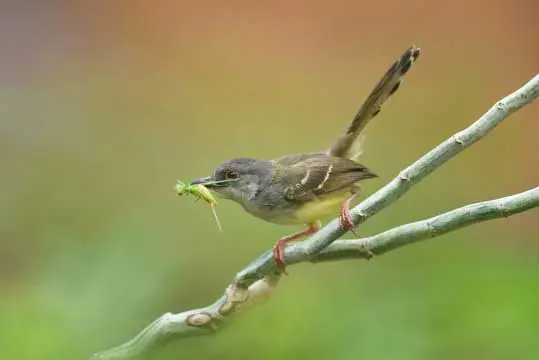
[90,74,539,360]
[310,186,539,263]
[91,187,539,360]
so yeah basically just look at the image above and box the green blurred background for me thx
[1,1,538,359]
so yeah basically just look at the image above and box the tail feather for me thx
[329,45,421,160]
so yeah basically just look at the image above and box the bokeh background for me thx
[1,1,538,359]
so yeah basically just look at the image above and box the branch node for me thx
[186,312,214,328]
[358,240,375,259]
[453,133,465,145]
[227,284,250,303]
[398,170,410,181]
[498,204,511,218]
[218,301,235,316]
[355,209,369,222]
[496,100,507,112]
[219,284,250,316]
[426,220,438,237]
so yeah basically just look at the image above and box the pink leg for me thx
[338,192,375,259]
[339,192,360,235]
[272,222,321,274]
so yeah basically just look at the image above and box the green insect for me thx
[175,180,223,231]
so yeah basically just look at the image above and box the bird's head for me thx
[190,158,274,204]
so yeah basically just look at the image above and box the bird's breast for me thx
[290,192,351,224]
[242,191,352,225]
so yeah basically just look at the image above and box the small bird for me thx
[191,46,421,272]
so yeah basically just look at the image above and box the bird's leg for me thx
[272,221,321,274]
[338,190,374,259]
[338,190,360,235]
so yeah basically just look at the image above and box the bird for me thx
[190,46,421,272]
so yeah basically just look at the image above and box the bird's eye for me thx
[224,171,239,180]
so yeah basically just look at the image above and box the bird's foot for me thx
[339,193,374,258]
[271,222,321,274]
[272,238,290,275]
[338,192,360,235]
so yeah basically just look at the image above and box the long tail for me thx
[329,45,421,160]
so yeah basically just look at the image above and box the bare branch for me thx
[90,275,282,360]
[310,186,539,263]
[91,187,539,360]
[90,74,539,360]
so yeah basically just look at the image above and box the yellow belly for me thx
[291,192,351,224]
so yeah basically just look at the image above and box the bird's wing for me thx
[272,152,325,166]
[274,154,377,202]
[329,46,420,161]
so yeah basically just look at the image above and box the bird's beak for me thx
[190,176,228,188]
[190,176,213,186]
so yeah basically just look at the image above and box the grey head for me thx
[190,158,274,204]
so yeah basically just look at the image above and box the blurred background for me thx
[1,1,538,359]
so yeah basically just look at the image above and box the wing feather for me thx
[277,154,376,202]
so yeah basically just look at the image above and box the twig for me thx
[90,74,538,360]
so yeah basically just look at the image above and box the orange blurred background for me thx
[1,1,538,359]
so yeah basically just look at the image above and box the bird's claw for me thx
[272,239,289,275]
[338,202,358,235]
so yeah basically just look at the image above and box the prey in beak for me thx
[189,177,240,201]
[190,177,235,188]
